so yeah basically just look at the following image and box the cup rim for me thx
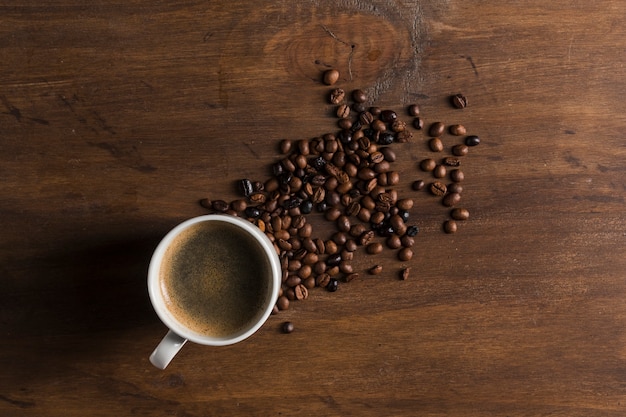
[148,214,281,346]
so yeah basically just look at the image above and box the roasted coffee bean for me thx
[336,104,350,119]
[285,275,301,288]
[371,211,385,224]
[346,201,361,216]
[231,199,247,212]
[380,110,397,123]
[300,199,313,214]
[378,132,394,145]
[380,147,396,162]
[313,261,326,275]
[386,235,402,249]
[420,158,437,172]
[323,69,340,85]
[277,295,290,310]
[297,264,312,279]
[449,124,467,136]
[316,273,331,287]
[387,171,400,186]
[451,207,470,220]
[369,106,382,116]
[239,178,254,196]
[451,93,468,109]
[406,225,419,236]
[465,135,481,146]
[392,129,410,144]
[397,198,414,210]
[391,120,406,132]
[337,129,352,145]
[328,264,340,275]
[283,197,302,209]
[199,198,212,209]
[326,278,339,292]
[244,206,261,218]
[281,321,295,333]
[448,183,463,194]
[304,276,316,289]
[408,104,420,117]
[352,102,367,113]
[371,119,386,132]
[329,88,345,104]
[352,89,368,103]
[325,207,342,221]
[303,252,319,265]
[249,192,266,204]
[442,192,461,207]
[443,157,461,167]
[389,214,403,230]
[339,261,353,274]
[433,165,447,179]
[337,215,351,232]
[443,220,458,234]
[452,144,469,156]
[412,179,425,191]
[369,265,383,275]
[311,187,326,204]
[294,284,308,300]
[345,273,359,282]
[359,111,375,125]
[367,242,383,254]
[279,139,292,154]
[325,240,338,255]
[412,117,424,130]
[397,247,413,261]
[358,230,375,246]
[310,155,327,171]
[430,181,447,196]
[212,199,229,212]
[400,235,415,247]
[332,231,348,246]
[429,122,445,137]
[450,169,465,182]
[429,137,444,152]
[400,267,410,280]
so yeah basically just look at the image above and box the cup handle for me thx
[149,330,188,369]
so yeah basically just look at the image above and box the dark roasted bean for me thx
[451,93,468,109]
[465,135,480,146]
[326,278,339,292]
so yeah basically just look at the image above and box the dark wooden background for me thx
[1,1,625,416]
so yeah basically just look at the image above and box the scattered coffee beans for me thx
[198,73,481,318]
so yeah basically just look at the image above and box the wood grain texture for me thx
[1,1,625,416]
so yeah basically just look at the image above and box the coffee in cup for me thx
[148,215,281,369]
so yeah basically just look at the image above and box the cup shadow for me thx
[0,235,164,386]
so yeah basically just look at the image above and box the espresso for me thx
[159,221,271,338]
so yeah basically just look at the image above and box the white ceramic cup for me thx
[148,214,282,369]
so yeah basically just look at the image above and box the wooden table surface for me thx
[2,1,625,416]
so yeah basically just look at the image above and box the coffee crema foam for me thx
[159,221,271,338]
